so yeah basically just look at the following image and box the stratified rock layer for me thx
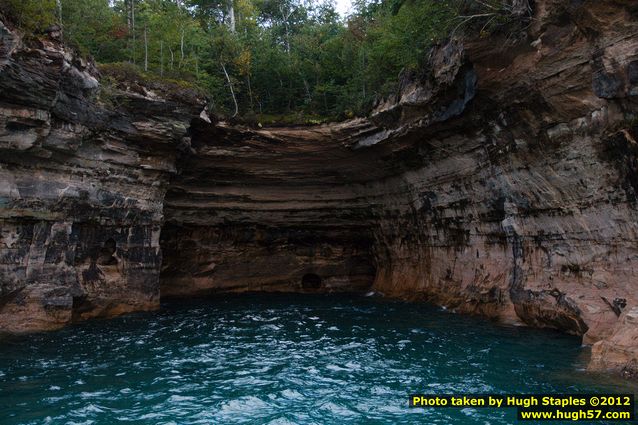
[160,0,638,377]
[160,120,382,296]
[1,0,637,379]
[0,19,203,331]
[365,0,638,377]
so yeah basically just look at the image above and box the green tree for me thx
[1,0,57,32]
[1,0,466,121]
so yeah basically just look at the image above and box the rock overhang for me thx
[0,0,637,379]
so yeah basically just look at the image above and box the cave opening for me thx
[301,273,322,289]
[97,238,118,266]
[5,121,34,132]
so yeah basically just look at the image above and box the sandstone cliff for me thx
[1,0,637,379]
[0,18,204,331]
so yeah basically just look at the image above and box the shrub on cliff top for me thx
[99,62,144,84]
[98,62,206,106]
[0,0,534,123]
[99,62,199,91]
[0,0,57,33]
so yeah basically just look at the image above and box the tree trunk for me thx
[221,62,239,118]
[287,78,292,112]
[125,0,131,29]
[279,5,292,56]
[180,28,185,68]
[131,0,136,64]
[302,77,311,102]
[362,50,366,100]
[56,0,62,26]
[246,74,253,110]
[143,26,148,71]
[169,47,174,70]
[160,40,164,77]
[228,0,236,33]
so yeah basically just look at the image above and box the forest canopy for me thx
[0,0,518,122]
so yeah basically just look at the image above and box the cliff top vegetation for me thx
[0,0,527,123]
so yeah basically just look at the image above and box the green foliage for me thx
[62,0,127,60]
[364,1,454,90]
[0,0,57,32]
[99,62,144,82]
[96,74,119,109]
[99,62,199,90]
[1,0,477,122]
[254,112,330,127]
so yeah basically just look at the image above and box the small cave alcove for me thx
[97,238,118,266]
[6,121,34,132]
[301,273,322,289]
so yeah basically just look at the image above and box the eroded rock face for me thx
[0,18,203,331]
[160,120,380,295]
[159,0,638,378]
[158,38,478,296]
[365,0,638,377]
[0,0,637,379]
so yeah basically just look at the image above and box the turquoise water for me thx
[0,294,634,424]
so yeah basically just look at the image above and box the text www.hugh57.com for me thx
[519,409,632,421]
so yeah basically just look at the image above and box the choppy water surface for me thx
[0,294,633,424]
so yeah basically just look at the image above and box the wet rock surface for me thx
[1,0,638,378]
